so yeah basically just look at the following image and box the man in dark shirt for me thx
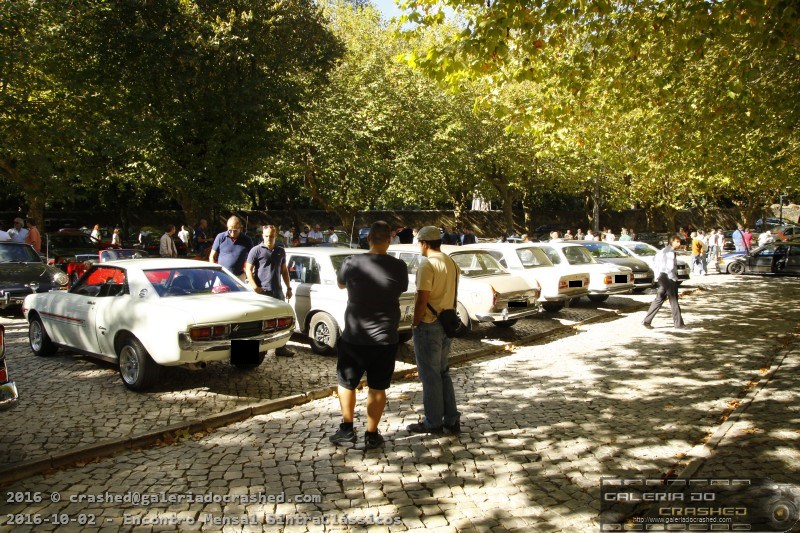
[194,218,211,257]
[329,221,409,450]
[209,216,253,279]
[245,225,293,356]
[460,226,477,245]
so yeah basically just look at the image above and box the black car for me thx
[0,241,69,310]
[0,324,18,410]
[725,243,800,275]
[43,233,101,266]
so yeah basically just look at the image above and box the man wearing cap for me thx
[407,226,461,434]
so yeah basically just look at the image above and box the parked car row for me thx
[8,238,667,393]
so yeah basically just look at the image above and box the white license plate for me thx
[633,273,649,279]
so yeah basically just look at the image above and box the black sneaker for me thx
[363,432,385,450]
[329,424,356,445]
[406,422,444,434]
[275,346,294,357]
[642,323,654,330]
[444,421,461,435]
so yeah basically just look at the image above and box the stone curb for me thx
[676,323,800,480]
[0,287,705,485]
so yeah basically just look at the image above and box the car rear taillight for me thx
[491,286,499,307]
[189,325,229,340]
[629,273,634,282]
[559,280,568,290]
[263,317,294,332]
[604,275,613,285]
[0,367,7,383]
[584,277,590,286]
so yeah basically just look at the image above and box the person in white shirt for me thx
[90,224,102,244]
[327,226,339,244]
[757,230,773,247]
[177,225,190,245]
[8,218,29,242]
[642,234,687,329]
[282,226,295,247]
[111,228,122,247]
[307,224,324,244]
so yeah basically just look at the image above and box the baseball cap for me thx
[416,226,441,242]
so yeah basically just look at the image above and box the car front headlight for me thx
[53,271,69,287]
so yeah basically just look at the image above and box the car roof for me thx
[285,247,366,256]
[388,244,492,255]
[98,258,216,269]
[463,242,537,250]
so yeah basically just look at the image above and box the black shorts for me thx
[336,339,398,391]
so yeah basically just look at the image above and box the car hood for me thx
[154,292,294,325]
[0,263,59,287]
[594,257,650,272]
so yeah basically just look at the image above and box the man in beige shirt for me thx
[408,226,461,434]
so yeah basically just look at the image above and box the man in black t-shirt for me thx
[329,221,408,450]
[245,225,293,356]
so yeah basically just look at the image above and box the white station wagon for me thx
[284,248,415,354]
[529,242,634,302]
[468,243,591,312]
[388,244,541,331]
[23,259,295,391]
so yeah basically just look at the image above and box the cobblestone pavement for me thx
[1,273,797,531]
[0,284,657,468]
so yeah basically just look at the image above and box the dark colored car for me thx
[43,233,102,267]
[0,324,18,410]
[0,241,69,309]
[755,217,794,232]
[577,240,655,290]
[724,243,800,275]
[772,225,800,242]
[137,233,188,257]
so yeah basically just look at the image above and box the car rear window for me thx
[562,246,595,265]
[143,268,246,297]
[516,247,552,268]
[450,251,507,278]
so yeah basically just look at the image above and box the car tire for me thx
[117,336,161,391]
[29,315,57,357]
[398,331,413,344]
[309,313,338,355]
[728,262,745,275]
[456,302,472,333]
[587,294,609,302]
[493,319,518,328]
[542,301,565,313]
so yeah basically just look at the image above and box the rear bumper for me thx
[177,328,293,354]
[474,305,540,322]
[589,285,634,295]
[0,381,18,410]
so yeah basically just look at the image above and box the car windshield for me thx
[143,267,246,297]
[0,243,42,263]
[622,243,658,256]
[100,249,149,262]
[582,242,627,258]
[516,247,553,268]
[49,235,95,246]
[330,253,358,274]
[450,251,507,277]
[562,246,596,265]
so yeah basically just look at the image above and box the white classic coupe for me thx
[23,259,295,391]
[284,248,415,354]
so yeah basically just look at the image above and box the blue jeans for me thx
[413,321,459,428]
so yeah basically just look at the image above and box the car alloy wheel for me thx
[29,316,57,357]
[728,262,745,275]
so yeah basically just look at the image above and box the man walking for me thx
[329,221,408,450]
[245,225,294,357]
[690,231,706,275]
[408,226,461,434]
[732,223,747,252]
[643,234,687,330]
[159,225,178,258]
[209,216,253,280]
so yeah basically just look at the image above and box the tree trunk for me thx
[592,176,601,232]
[522,191,534,235]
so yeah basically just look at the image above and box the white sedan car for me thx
[529,242,634,302]
[467,243,591,313]
[23,259,295,391]
[388,244,541,331]
[612,241,690,282]
[285,248,415,354]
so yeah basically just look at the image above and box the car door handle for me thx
[98,326,107,331]
[86,301,95,304]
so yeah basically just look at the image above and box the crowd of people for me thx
[0,217,42,252]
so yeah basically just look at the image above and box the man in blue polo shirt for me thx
[209,216,253,279]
